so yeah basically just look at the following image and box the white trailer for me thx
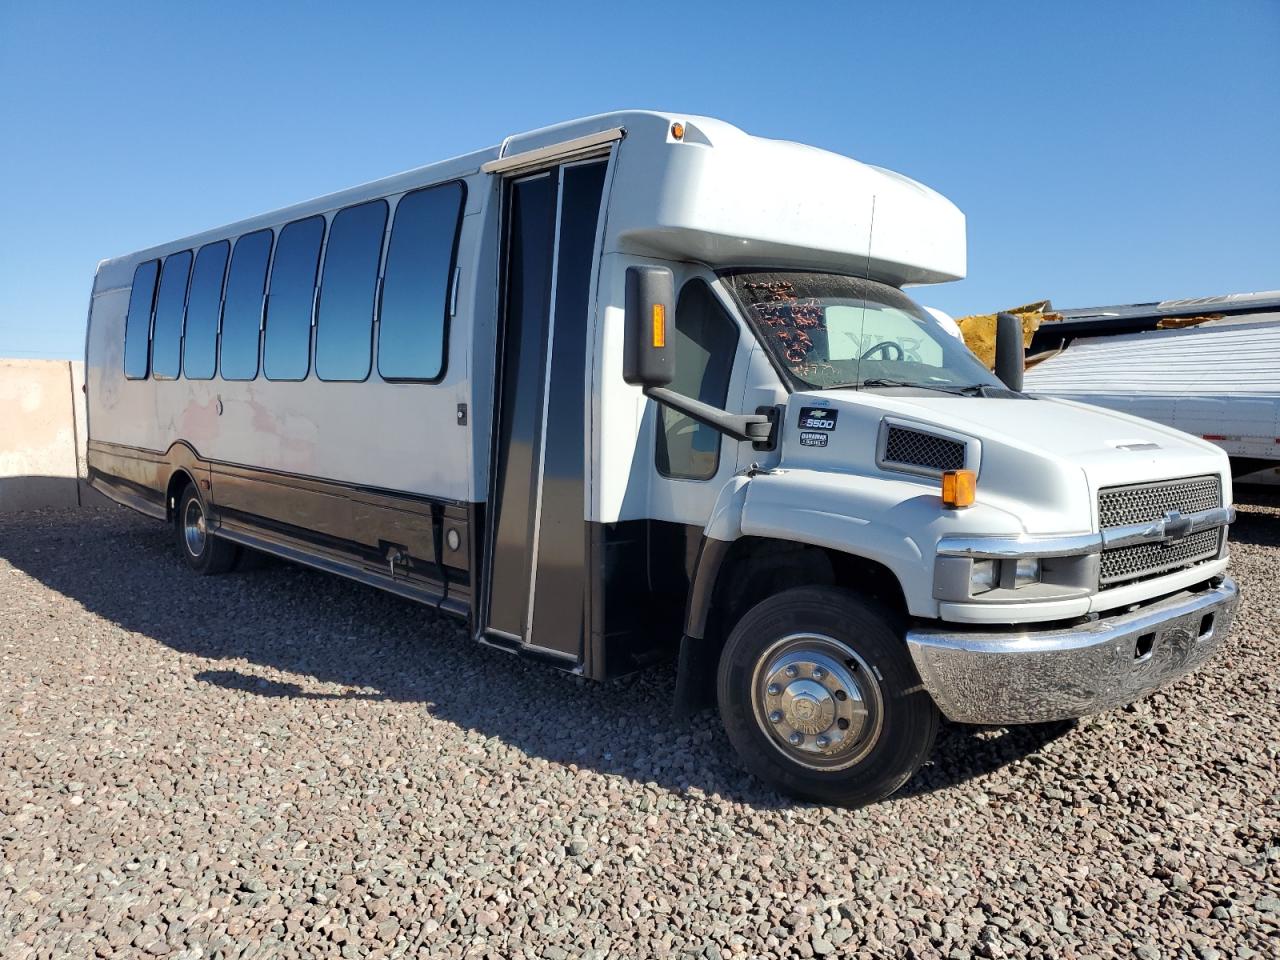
[86,111,1239,805]
[1026,311,1280,478]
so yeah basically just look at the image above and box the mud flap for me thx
[673,633,719,718]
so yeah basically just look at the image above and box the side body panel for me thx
[86,174,486,504]
[86,158,494,624]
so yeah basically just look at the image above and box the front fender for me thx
[732,468,1029,617]
[675,467,1031,713]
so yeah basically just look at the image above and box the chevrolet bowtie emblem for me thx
[1162,510,1193,541]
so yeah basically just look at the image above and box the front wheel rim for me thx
[750,632,884,771]
[183,497,207,558]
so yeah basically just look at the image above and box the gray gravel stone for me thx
[1,497,1278,959]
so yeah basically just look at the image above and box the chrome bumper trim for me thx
[905,578,1238,724]
[936,506,1236,560]
[936,531,1101,559]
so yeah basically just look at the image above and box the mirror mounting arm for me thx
[644,387,776,446]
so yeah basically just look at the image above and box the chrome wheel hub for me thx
[752,633,883,770]
[183,498,207,557]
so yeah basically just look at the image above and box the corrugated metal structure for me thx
[1026,294,1280,478]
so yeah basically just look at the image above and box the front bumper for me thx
[905,577,1238,724]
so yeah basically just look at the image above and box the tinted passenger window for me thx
[219,229,273,381]
[316,200,387,381]
[182,241,229,380]
[656,280,738,480]
[123,260,160,379]
[264,216,324,380]
[150,251,192,380]
[378,183,465,380]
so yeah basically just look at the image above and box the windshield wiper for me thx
[859,378,986,396]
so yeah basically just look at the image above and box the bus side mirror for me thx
[623,266,675,387]
[995,311,1025,392]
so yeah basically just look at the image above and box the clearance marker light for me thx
[671,122,685,140]
[651,303,666,348]
[941,469,977,509]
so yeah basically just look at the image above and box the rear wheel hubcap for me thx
[183,498,207,557]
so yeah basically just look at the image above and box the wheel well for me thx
[674,536,908,714]
[705,537,907,645]
[165,470,195,523]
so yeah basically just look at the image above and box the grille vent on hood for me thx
[882,426,966,473]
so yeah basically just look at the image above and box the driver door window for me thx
[656,279,737,480]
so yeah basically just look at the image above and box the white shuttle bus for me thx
[86,112,1239,805]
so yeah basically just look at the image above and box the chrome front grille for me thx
[1100,528,1223,586]
[1098,476,1221,528]
[1097,475,1224,589]
[882,427,966,473]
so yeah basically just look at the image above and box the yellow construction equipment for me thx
[956,301,1060,369]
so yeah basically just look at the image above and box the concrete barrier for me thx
[0,358,105,512]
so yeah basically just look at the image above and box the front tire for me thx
[175,484,239,574]
[717,586,938,807]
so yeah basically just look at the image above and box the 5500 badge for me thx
[798,406,838,431]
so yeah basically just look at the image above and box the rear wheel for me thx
[175,484,239,574]
[717,586,938,806]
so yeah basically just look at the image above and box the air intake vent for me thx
[882,426,966,473]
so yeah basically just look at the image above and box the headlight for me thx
[970,559,999,594]
[936,541,1097,604]
[1014,558,1041,587]
[970,558,1040,595]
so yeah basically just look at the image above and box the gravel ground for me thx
[1,494,1277,960]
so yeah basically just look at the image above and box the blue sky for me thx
[2,1,1277,359]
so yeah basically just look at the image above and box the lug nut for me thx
[769,710,783,724]
[788,732,803,745]
[785,665,798,678]
[767,683,781,696]
[812,667,826,680]
[816,736,830,748]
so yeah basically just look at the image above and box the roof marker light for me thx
[671,122,685,141]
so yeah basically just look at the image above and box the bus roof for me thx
[96,110,966,290]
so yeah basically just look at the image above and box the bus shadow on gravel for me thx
[1229,486,1280,547]
[1,506,1075,809]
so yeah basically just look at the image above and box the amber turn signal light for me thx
[941,469,976,509]
[671,121,685,140]
[651,303,666,348]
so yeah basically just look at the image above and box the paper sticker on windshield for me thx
[798,406,838,431]
[799,431,829,448]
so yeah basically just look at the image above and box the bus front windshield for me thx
[724,270,1002,393]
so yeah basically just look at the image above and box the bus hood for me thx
[779,391,1232,533]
